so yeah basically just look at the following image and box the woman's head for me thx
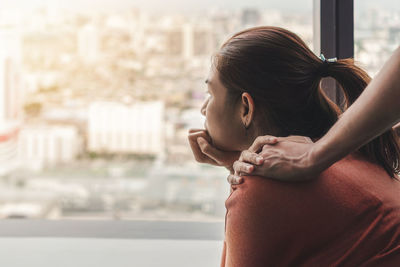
[203,26,342,151]
[201,64,257,152]
[202,26,400,177]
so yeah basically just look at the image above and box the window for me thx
[0,0,313,222]
[354,0,400,77]
[4,0,398,266]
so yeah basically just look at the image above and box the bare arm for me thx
[310,46,400,172]
[229,46,400,183]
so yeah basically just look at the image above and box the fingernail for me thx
[256,157,263,164]
[246,166,252,172]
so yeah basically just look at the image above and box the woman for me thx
[188,26,400,266]
[231,46,400,184]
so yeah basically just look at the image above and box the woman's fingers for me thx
[248,135,279,153]
[227,174,243,185]
[188,129,212,142]
[226,134,316,184]
[233,160,255,175]
[188,130,217,164]
[188,129,242,171]
[240,150,264,165]
[247,135,312,154]
[188,128,203,134]
[197,137,225,165]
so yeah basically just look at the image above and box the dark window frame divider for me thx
[313,0,354,109]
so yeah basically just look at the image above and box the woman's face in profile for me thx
[200,67,246,152]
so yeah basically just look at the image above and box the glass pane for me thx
[355,0,400,76]
[0,0,313,221]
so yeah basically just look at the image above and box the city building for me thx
[166,27,184,57]
[0,2,397,224]
[165,23,215,59]
[0,122,19,176]
[241,8,261,27]
[0,28,23,176]
[193,25,215,57]
[0,55,22,121]
[77,24,99,64]
[17,125,82,170]
[87,101,165,155]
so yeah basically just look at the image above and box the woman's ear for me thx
[240,92,255,128]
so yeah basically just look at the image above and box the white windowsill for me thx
[0,220,225,267]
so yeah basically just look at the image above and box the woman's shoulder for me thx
[224,154,400,265]
[225,174,316,216]
[226,152,400,213]
[322,152,400,194]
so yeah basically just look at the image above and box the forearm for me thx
[311,46,400,170]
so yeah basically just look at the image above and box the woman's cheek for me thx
[206,116,231,150]
[205,103,220,138]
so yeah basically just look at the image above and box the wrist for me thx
[306,142,331,174]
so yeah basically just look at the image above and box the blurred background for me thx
[0,0,398,221]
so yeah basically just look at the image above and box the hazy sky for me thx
[0,0,398,13]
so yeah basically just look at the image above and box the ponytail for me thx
[215,26,400,178]
[317,58,400,178]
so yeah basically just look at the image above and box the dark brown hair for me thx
[214,26,400,178]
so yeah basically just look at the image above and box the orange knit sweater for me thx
[220,154,400,267]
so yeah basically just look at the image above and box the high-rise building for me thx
[0,28,22,175]
[166,24,214,59]
[0,28,22,121]
[88,101,165,155]
[17,125,82,170]
[0,55,21,121]
[241,8,261,27]
[182,24,194,59]
[77,24,99,64]
[166,28,184,56]
[193,26,215,57]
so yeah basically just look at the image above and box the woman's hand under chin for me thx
[227,135,320,184]
[188,129,241,173]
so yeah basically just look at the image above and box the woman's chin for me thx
[208,132,242,151]
[213,140,240,152]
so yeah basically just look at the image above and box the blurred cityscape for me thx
[0,2,398,220]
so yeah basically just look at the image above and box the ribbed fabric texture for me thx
[220,153,400,267]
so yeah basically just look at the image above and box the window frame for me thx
[313,0,354,108]
[0,220,224,240]
[1,0,359,239]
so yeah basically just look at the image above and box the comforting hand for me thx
[227,135,318,184]
[188,129,240,173]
